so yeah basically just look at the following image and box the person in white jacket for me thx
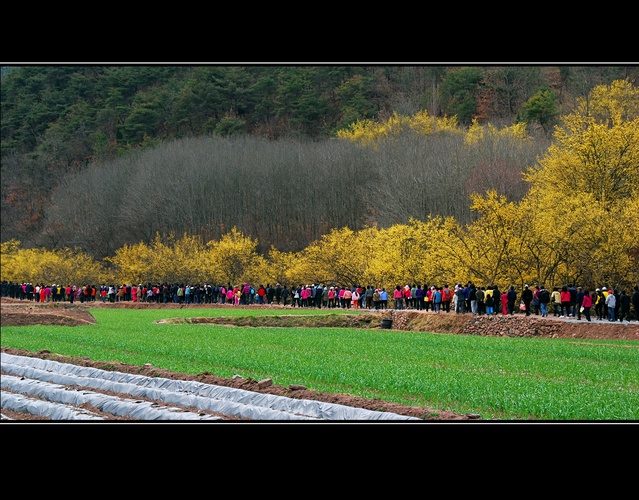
[605,290,617,322]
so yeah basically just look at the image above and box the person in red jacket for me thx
[560,286,572,317]
[441,285,453,313]
[581,289,593,321]
[257,284,266,304]
[501,289,508,315]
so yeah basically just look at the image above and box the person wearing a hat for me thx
[320,285,329,308]
[601,287,609,319]
[605,287,617,321]
[327,286,336,308]
[594,288,605,320]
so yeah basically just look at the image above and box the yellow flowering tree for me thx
[337,110,462,148]
[460,191,537,288]
[0,239,21,282]
[263,246,302,287]
[522,79,639,289]
[276,248,317,288]
[104,241,155,285]
[1,240,107,286]
[106,232,207,285]
[303,226,367,286]
[204,227,263,286]
[367,221,430,288]
[465,119,529,146]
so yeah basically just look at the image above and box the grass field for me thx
[1,307,637,420]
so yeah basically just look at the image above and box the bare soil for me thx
[2,298,637,421]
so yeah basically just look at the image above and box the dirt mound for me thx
[0,300,96,327]
[2,298,637,340]
[384,309,639,340]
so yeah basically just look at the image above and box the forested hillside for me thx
[1,65,637,255]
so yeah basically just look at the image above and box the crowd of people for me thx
[2,280,639,322]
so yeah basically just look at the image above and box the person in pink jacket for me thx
[338,286,346,308]
[581,289,593,322]
[393,285,404,309]
[301,286,311,307]
[560,286,572,317]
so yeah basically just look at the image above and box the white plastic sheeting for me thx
[1,390,105,420]
[1,353,421,421]
[1,374,222,421]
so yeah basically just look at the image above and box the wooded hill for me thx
[1,65,637,256]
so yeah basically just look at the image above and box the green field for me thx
[2,307,638,421]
